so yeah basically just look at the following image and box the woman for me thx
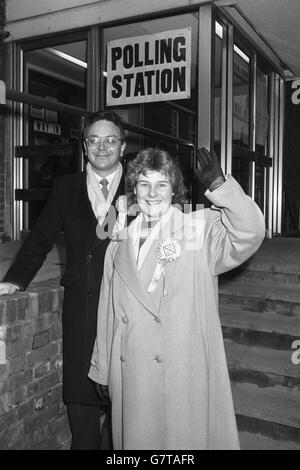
[89,147,265,450]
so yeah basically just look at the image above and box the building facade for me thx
[1,0,287,240]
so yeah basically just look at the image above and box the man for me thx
[0,110,129,450]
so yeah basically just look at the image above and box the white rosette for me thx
[148,239,182,295]
[112,195,128,238]
[156,239,182,263]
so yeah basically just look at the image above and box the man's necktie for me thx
[100,178,109,200]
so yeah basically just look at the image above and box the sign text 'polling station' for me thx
[106,28,191,106]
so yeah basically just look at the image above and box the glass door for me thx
[232,42,252,194]
[213,17,285,237]
[232,44,272,223]
[254,66,270,216]
[17,34,88,230]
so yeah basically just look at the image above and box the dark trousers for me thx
[67,403,112,450]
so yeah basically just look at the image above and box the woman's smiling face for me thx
[135,170,173,219]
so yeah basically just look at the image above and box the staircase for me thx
[219,238,300,450]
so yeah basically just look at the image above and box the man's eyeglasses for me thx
[85,136,123,149]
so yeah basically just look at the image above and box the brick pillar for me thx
[0,280,71,449]
[0,0,6,238]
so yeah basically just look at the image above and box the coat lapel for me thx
[113,208,186,316]
[114,236,159,317]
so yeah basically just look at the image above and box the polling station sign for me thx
[106,28,191,106]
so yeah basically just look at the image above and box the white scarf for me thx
[128,206,175,294]
[127,206,204,294]
[129,206,174,270]
[86,162,122,226]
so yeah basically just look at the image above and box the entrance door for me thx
[214,19,283,237]
[16,34,88,233]
[232,49,271,219]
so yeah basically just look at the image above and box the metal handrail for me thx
[6,89,88,117]
[6,89,195,150]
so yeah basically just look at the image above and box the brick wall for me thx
[0,279,71,450]
[0,0,6,236]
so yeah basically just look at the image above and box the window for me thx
[19,37,87,228]
[233,43,251,148]
[255,67,269,155]
[214,21,223,158]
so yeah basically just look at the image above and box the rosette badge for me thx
[156,239,182,264]
[115,195,127,213]
[115,195,139,217]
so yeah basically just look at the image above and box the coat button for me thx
[154,355,163,363]
[120,355,126,362]
[122,316,128,324]
[87,252,93,262]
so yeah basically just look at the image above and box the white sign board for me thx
[106,28,191,106]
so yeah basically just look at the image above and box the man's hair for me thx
[125,147,188,206]
[82,110,126,141]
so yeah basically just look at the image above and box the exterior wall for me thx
[3,0,284,240]
[0,0,5,238]
[0,279,71,450]
[5,0,208,41]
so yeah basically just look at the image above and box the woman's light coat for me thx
[89,176,265,450]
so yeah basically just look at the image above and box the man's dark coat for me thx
[4,171,127,405]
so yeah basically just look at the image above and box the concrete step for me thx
[220,306,300,337]
[232,382,300,432]
[220,306,300,351]
[218,241,300,448]
[219,278,300,303]
[237,412,300,448]
[220,265,300,288]
[238,430,300,450]
[224,340,300,389]
[219,281,300,316]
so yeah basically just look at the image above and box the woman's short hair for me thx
[125,148,188,206]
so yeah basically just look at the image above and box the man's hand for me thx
[0,282,20,295]
[195,147,225,191]
[95,383,110,402]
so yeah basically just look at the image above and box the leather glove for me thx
[94,383,110,402]
[195,147,225,191]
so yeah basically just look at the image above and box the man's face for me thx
[84,119,126,176]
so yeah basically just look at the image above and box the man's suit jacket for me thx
[4,170,128,405]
